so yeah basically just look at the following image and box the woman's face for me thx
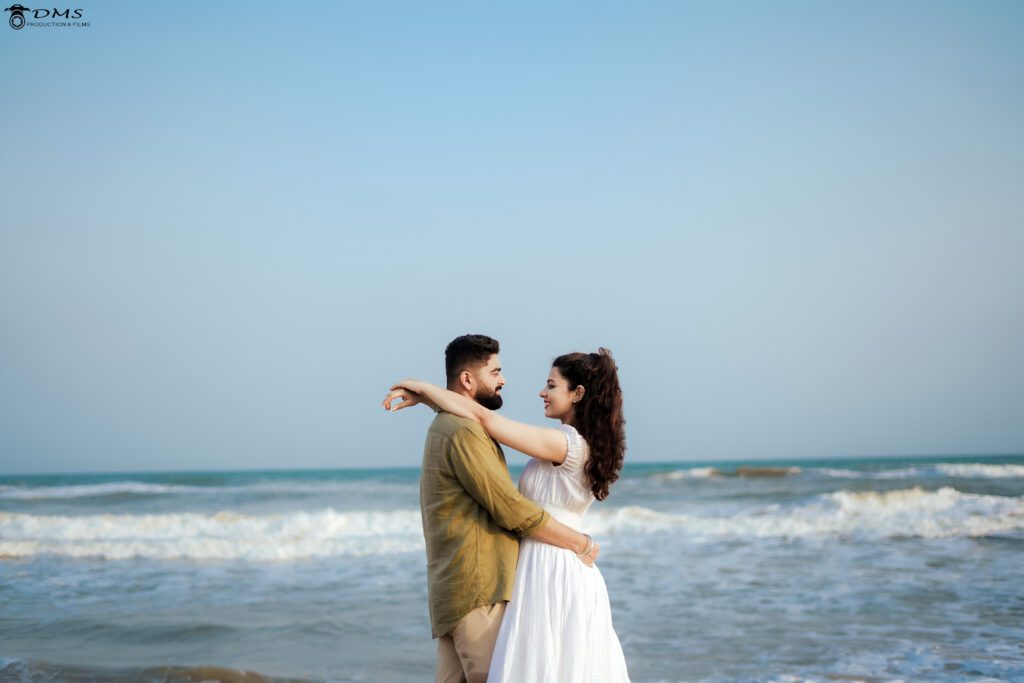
[539,366,577,422]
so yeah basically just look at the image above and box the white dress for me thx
[488,424,630,682]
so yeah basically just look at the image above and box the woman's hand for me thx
[383,379,442,413]
[382,387,423,412]
[391,378,428,394]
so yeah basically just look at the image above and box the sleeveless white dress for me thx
[488,424,630,682]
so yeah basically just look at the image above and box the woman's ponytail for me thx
[552,348,626,501]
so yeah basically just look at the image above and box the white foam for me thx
[3,486,1022,561]
[584,487,1024,540]
[814,468,866,478]
[7,464,1018,503]
[873,467,927,479]
[933,463,1024,478]
[811,463,1024,480]
[0,479,416,500]
[0,509,424,561]
[655,467,720,480]
[654,466,801,480]
[0,482,193,500]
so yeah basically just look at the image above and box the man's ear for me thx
[459,370,475,393]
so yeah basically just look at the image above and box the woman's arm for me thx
[382,387,439,413]
[387,380,569,464]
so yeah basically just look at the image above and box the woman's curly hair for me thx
[552,348,626,501]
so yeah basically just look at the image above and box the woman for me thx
[386,348,630,682]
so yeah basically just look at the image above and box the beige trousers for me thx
[436,601,507,683]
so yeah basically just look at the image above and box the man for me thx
[415,334,598,683]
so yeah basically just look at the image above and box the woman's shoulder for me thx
[556,422,578,435]
[555,423,589,464]
[556,422,585,443]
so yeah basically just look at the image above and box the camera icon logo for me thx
[5,4,30,30]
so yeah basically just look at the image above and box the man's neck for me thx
[447,385,472,400]
[442,386,481,414]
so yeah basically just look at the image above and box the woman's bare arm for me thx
[384,380,568,464]
[382,387,438,413]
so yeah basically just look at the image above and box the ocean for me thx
[1,454,1023,682]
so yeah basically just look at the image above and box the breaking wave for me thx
[0,509,424,561]
[933,463,1024,478]
[0,659,311,683]
[2,487,1022,561]
[816,463,1024,480]
[0,479,415,501]
[654,467,720,480]
[653,466,800,480]
[0,482,195,500]
[4,463,1020,503]
[586,487,1024,540]
[653,463,1024,481]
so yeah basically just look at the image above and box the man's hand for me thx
[531,520,601,566]
[575,533,600,567]
[578,540,600,567]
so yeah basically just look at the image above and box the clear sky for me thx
[1,1,1022,474]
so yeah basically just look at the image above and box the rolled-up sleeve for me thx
[448,426,549,537]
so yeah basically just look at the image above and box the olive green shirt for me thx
[420,412,550,638]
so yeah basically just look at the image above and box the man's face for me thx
[469,353,505,410]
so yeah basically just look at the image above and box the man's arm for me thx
[448,425,598,565]
[531,516,600,566]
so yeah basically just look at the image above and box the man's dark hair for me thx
[445,334,500,387]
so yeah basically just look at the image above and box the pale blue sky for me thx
[1,1,1022,474]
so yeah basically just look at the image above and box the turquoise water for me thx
[2,454,1023,682]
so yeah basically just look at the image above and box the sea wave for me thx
[933,463,1024,478]
[2,487,1022,560]
[812,468,864,478]
[586,487,1024,540]
[815,463,1024,480]
[653,466,800,480]
[650,462,1024,481]
[0,482,195,500]
[0,509,424,561]
[654,467,720,480]
[6,463,1020,502]
[0,479,416,501]
[0,659,311,683]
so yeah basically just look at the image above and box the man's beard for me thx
[476,388,503,410]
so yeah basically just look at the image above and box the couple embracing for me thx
[383,334,630,682]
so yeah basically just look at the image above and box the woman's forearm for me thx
[414,382,489,423]
[396,380,566,464]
